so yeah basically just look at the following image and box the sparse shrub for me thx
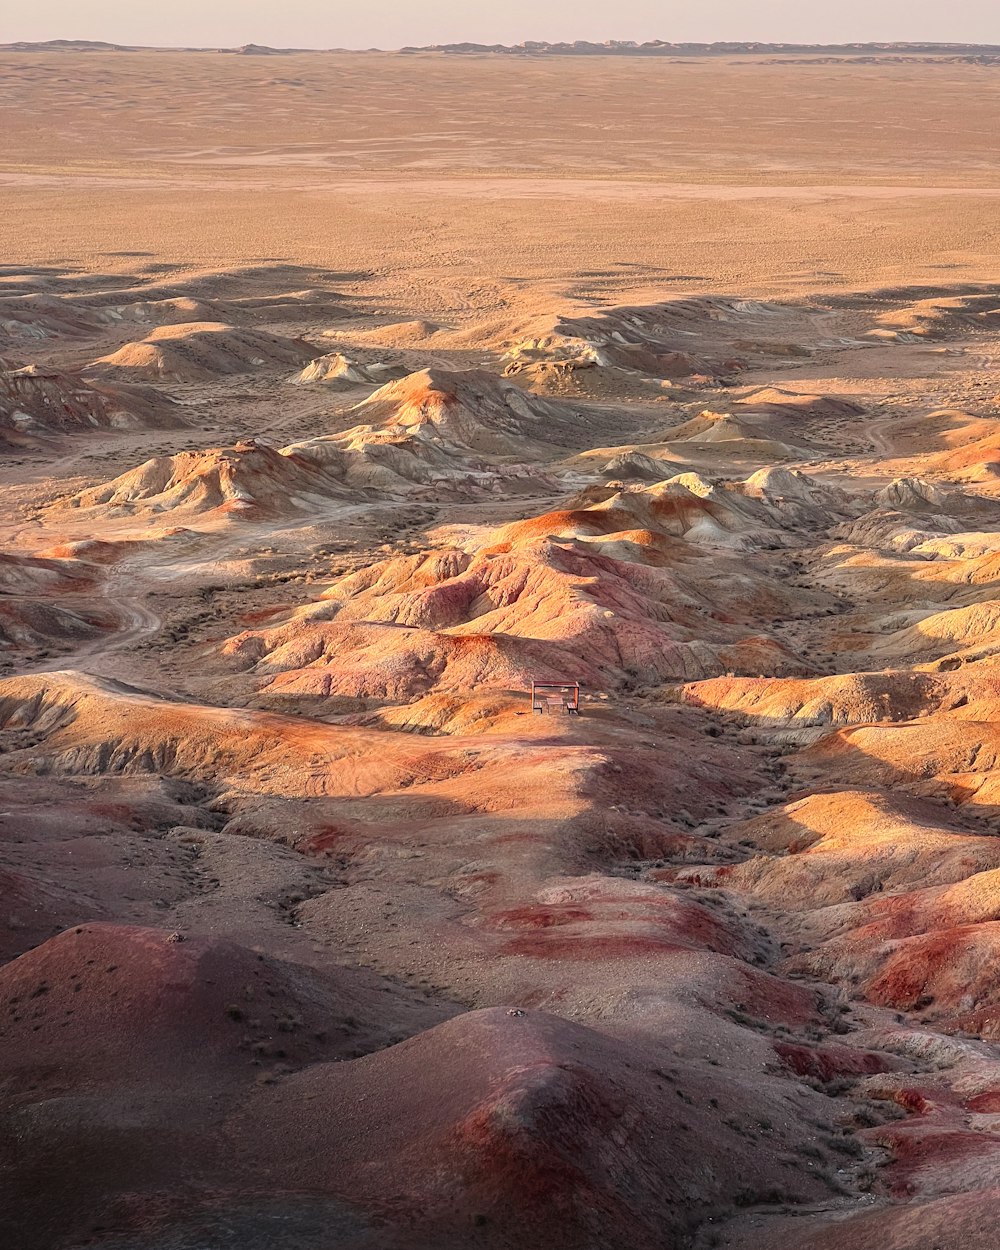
[824,1134,864,1159]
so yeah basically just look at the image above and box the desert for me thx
[3,33,1000,1250]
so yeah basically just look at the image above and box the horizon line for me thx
[5,37,1000,55]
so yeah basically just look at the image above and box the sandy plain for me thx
[4,47,1000,1250]
[5,52,1000,306]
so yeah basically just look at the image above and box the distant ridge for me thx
[4,38,1000,60]
[2,39,138,51]
[399,40,1000,58]
[0,39,314,54]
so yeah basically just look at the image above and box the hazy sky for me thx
[6,0,999,49]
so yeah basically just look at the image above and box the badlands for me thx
[4,40,1000,1250]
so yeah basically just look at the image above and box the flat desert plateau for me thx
[5,46,1000,1250]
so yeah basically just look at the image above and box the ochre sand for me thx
[4,51,1000,310]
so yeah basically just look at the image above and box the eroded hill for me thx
[5,264,1000,1250]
